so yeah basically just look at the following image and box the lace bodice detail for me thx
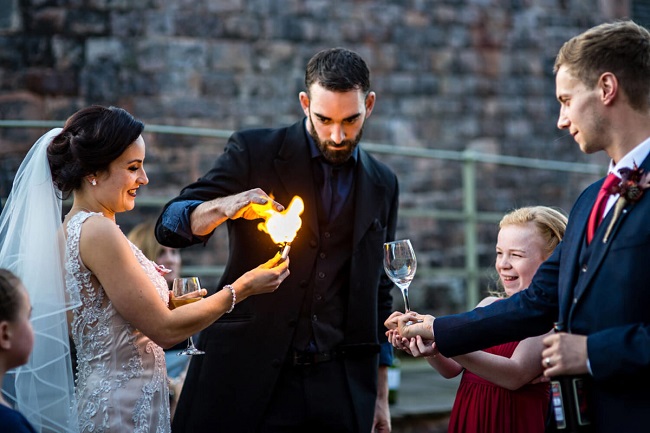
[65,211,170,433]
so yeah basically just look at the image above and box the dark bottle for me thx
[550,375,593,432]
[387,356,401,405]
[549,323,594,432]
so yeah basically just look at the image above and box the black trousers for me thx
[258,358,358,433]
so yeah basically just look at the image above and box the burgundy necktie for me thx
[586,173,619,244]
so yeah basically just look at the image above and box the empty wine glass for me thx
[172,277,205,356]
[383,239,417,312]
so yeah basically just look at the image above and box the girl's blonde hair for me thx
[490,206,568,297]
[499,206,567,260]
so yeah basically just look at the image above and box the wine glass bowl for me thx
[172,277,205,356]
[383,239,417,312]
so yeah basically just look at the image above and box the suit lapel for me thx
[558,185,596,319]
[571,156,650,300]
[352,149,386,247]
[577,203,629,296]
[572,222,617,301]
[274,121,319,242]
[563,179,599,275]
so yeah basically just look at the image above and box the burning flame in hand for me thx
[255,196,304,245]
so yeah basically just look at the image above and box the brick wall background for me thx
[0,0,633,314]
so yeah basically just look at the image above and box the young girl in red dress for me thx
[388,206,567,433]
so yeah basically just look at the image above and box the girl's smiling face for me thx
[495,222,548,297]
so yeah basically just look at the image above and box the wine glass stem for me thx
[401,287,410,312]
[187,336,195,349]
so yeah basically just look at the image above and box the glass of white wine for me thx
[383,239,417,312]
[172,277,205,356]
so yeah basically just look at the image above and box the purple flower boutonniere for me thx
[603,163,650,242]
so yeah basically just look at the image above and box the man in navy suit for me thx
[156,48,397,432]
[386,20,650,432]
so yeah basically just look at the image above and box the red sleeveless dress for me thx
[447,340,549,433]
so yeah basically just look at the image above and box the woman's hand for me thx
[386,329,413,355]
[386,331,439,359]
[235,253,290,300]
[408,335,438,358]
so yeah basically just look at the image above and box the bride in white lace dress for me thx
[0,105,290,433]
[65,210,172,432]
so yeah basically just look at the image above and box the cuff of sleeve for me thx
[163,200,207,243]
[379,341,394,366]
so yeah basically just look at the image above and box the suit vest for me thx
[292,179,356,352]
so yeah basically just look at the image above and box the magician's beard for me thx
[308,114,364,165]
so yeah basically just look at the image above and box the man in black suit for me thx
[386,20,650,433]
[156,48,397,433]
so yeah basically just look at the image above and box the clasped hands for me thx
[385,311,590,378]
[384,311,438,358]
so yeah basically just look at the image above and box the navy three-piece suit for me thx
[435,157,650,432]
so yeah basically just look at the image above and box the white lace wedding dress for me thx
[65,211,171,433]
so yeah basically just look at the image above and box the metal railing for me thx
[0,120,603,309]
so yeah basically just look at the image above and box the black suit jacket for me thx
[435,156,650,432]
[157,119,398,432]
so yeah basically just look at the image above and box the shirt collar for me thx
[609,136,650,176]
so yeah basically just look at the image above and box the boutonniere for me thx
[603,163,650,242]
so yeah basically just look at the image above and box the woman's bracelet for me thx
[223,284,236,313]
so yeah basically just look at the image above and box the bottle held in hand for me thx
[549,323,593,432]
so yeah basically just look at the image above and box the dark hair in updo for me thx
[47,105,144,196]
[0,269,23,322]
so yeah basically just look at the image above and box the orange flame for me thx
[255,196,304,245]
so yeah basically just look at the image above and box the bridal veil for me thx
[0,128,80,432]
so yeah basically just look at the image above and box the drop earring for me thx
[91,179,97,186]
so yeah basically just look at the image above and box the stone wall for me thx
[0,0,631,313]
